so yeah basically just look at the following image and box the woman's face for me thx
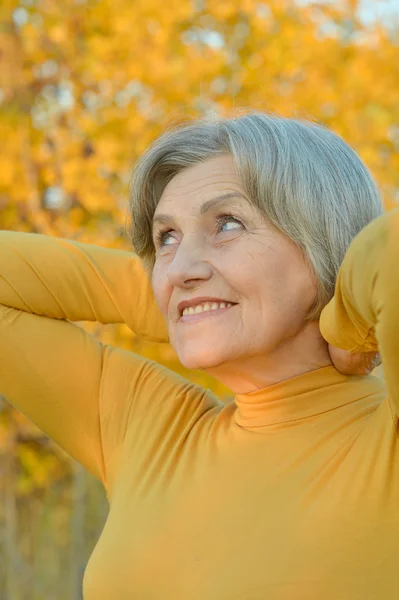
[151,154,331,393]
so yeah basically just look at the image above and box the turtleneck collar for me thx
[233,365,386,430]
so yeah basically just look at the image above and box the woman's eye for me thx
[155,229,175,247]
[155,214,243,248]
[217,214,243,233]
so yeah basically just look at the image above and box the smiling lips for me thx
[182,300,234,316]
[179,302,236,323]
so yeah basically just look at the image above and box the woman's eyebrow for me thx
[152,192,246,229]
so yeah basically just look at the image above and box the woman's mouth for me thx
[179,303,237,323]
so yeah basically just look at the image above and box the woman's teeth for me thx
[182,302,233,316]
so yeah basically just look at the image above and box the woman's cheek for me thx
[152,273,170,318]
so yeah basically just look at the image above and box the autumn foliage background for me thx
[0,0,398,598]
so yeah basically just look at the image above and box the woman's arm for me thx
[0,302,218,498]
[319,207,399,420]
[0,303,109,483]
[0,230,169,342]
[0,231,220,498]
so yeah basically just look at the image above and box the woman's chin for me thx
[177,348,226,371]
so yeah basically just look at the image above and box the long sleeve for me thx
[0,231,217,496]
[0,231,170,484]
[319,207,399,419]
[0,302,217,495]
[0,230,169,342]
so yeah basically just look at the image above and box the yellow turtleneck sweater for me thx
[1,208,398,600]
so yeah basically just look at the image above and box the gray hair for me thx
[127,109,384,322]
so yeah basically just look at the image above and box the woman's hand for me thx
[327,344,381,376]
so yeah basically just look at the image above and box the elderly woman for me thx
[1,110,398,599]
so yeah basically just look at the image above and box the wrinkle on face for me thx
[151,154,332,393]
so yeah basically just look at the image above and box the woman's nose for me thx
[166,239,212,288]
